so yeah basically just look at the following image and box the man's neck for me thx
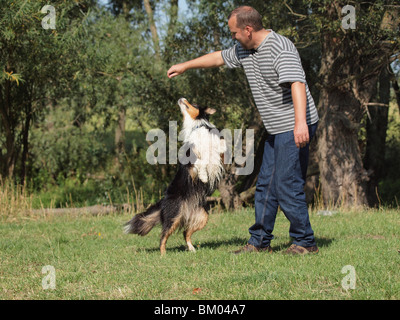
[252,29,271,49]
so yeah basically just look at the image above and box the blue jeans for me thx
[248,122,318,248]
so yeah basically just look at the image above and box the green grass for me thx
[0,208,399,300]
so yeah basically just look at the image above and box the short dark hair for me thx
[228,6,263,31]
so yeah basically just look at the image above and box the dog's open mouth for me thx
[179,98,200,109]
[179,98,192,109]
[178,98,200,120]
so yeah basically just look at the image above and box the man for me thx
[167,6,319,255]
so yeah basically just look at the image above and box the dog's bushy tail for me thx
[124,202,161,236]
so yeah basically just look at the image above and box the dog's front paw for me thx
[189,166,198,181]
[219,139,227,153]
[199,172,208,184]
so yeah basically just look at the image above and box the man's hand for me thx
[294,121,309,149]
[167,63,186,79]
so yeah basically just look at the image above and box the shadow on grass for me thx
[137,237,334,254]
[271,237,335,252]
[138,236,248,254]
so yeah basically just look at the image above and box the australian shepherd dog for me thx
[124,98,226,255]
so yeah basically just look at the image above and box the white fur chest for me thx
[183,124,226,188]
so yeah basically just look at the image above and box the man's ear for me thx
[205,108,216,115]
[245,25,253,36]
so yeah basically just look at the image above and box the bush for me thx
[29,106,108,190]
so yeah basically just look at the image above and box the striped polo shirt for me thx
[221,30,319,135]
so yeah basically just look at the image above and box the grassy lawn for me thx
[0,208,399,300]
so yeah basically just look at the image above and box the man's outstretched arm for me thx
[167,51,225,78]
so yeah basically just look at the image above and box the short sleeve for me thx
[273,50,306,87]
[221,45,242,69]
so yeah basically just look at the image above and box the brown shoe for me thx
[233,243,273,254]
[285,244,319,255]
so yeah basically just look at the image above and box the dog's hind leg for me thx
[160,218,181,256]
[184,208,208,252]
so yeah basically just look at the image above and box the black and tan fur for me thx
[124,98,226,255]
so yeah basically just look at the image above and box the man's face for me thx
[228,16,252,50]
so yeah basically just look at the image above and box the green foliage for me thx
[0,0,399,208]
[0,0,97,177]
[28,104,168,208]
[29,106,107,188]
[31,178,99,209]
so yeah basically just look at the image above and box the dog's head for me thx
[178,98,216,121]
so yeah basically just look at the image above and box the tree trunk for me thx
[167,0,178,40]
[20,102,32,185]
[314,1,397,208]
[0,81,17,178]
[143,0,161,61]
[238,129,267,194]
[114,106,126,168]
[122,1,130,17]
[219,166,241,210]
[364,66,390,206]
[304,133,320,205]
[392,77,400,114]
[317,89,369,207]
[316,31,371,208]
[219,98,265,210]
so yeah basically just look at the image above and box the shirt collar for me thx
[254,29,273,52]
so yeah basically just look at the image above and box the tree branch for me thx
[283,0,308,20]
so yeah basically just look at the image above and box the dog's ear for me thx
[205,108,216,115]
